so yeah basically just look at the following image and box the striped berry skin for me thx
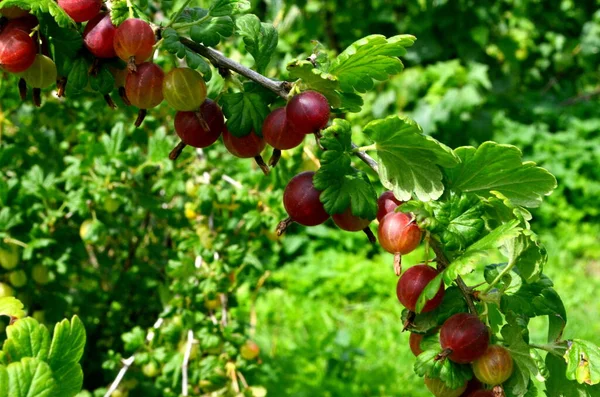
[283,171,330,227]
[376,190,403,221]
[125,62,164,109]
[424,377,467,397]
[286,91,330,134]
[440,313,490,364]
[262,108,305,150]
[175,99,224,148]
[0,29,36,73]
[163,68,207,111]
[396,264,445,313]
[83,13,117,59]
[114,19,155,64]
[378,211,422,255]
[472,345,514,385]
[222,129,266,159]
[332,206,371,232]
[22,55,57,89]
[57,0,102,23]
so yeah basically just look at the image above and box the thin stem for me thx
[126,0,134,18]
[353,143,377,152]
[482,259,516,294]
[164,0,194,29]
[104,356,135,397]
[3,237,27,248]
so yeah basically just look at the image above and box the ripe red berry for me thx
[262,108,305,150]
[409,333,424,356]
[376,190,403,221]
[222,129,266,158]
[378,211,422,255]
[2,15,38,34]
[424,377,467,397]
[83,13,117,58]
[472,345,514,385]
[332,206,371,232]
[125,62,164,109]
[397,264,444,313]
[286,91,330,134]
[0,29,36,73]
[283,171,329,227]
[57,0,102,23]
[163,68,207,111]
[440,313,490,364]
[175,99,224,148]
[114,19,155,65]
[461,378,484,397]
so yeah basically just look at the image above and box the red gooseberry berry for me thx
[0,29,36,73]
[376,190,403,221]
[283,171,330,227]
[83,13,117,58]
[332,206,371,232]
[397,264,445,313]
[2,14,38,34]
[222,128,266,159]
[378,211,422,255]
[472,345,514,385]
[409,333,424,356]
[0,2,29,19]
[163,68,207,111]
[262,107,305,150]
[114,18,155,66]
[286,90,330,134]
[174,99,224,148]
[57,0,102,23]
[125,62,164,109]
[440,313,490,364]
[466,391,494,397]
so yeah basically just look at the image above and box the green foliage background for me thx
[0,0,599,396]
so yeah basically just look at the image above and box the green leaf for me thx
[501,230,547,284]
[545,354,600,396]
[47,316,86,397]
[66,58,90,95]
[235,15,278,73]
[191,16,234,47]
[0,0,74,28]
[38,13,82,76]
[564,340,600,385]
[444,220,521,282]
[445,142,557,208]
[162,28,212,78]
[6,358,56,397]
[414,349,472,389]
[219,91,271,136]
[0,209,22,232]
[110,0,130,26]
[415,271,445,314]
[501,312,541,396]
[313,120,377,219]
[209,0,251,17]
[363,115,460,202]
[329,35,416,93]
[0,297,25,320]
[403,287,468,334]
[3,318,50,362]
[90,65,115,95]
[287,60,342,108]
[0,366,7,397]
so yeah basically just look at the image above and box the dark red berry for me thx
[397,264,444,313]
[114,19,155,65]
[286,91,330,134]
[83,13,117,59]
[378,211,422,255]
[0,4,28,19]
[175,99,224,148]
[57,0,102,23]
[409,333,424,356]
[460,378,484,397]
[125,62,164,109]
[2,15,38,35]
[222,129,266,158]
[440,313,490,364]
[472,345,514,385]
[376,190,403,221]
[332,206,371,232]
[283,171,329,227]
[262,108,305,150]
[0,29,36,73]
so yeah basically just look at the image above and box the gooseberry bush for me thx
[0,0,599,396]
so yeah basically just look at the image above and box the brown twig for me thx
[169,141,187,160]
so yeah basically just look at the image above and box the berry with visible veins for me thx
[378,211,422,255]
[175,99,224,148]
[472,345,514,385]
[83,13,117,58]
[332,206,371,232]
[424,377,467,397]
[22,55,57,89]
[461,379,484,397]
[283,171,329,227]
[262,107,305,150]
[114,19,155,66]
[440,313,490,364]
[397,264,445,313]
[57,0,102,23]
[409,333,424,356]
[286,91,330,134]
[222,129,266,158]
[163,68,207,111]
[376,190,403,221]
[0,29,36,73]
[125,62,164,109]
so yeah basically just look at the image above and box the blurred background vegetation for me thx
[1,0,599,396]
